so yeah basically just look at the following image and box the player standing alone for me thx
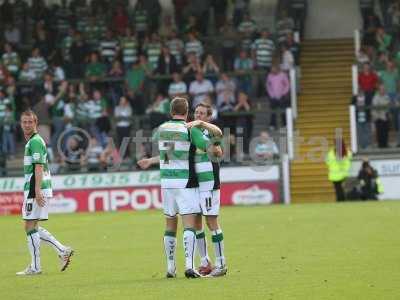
[17,110,73,276]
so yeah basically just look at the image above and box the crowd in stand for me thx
[0,0,301,173]
[355,0,400,149]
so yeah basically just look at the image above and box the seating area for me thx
[0,0,305,175]
[355,0,400,151]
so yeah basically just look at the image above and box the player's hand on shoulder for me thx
[186,120,203,129]
[137,158,151,170]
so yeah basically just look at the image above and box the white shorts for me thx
[22,198,49,221]
[162,188,201,217]
[199,190,220,216]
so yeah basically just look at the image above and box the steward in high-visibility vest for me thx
[325,141,353,202]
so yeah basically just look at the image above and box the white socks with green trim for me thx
[27,229,41,272]
[38,227,66,256]
[196,230,211,267]
[212,229,225,268]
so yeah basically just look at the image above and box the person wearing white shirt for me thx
[168,72,187,98]
[280,45,294,71]
[189,71,214,108]
[114,96,132,157]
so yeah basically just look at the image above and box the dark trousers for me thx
[221,46,235,72]
[375,119,389,148]
[333,181,346,202]
[116,126,131,158]
[270,96,290,128]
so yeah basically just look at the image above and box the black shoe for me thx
[184,269,201,278]
[166,271,176,278]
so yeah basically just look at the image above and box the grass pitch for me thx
[1,201,400,300]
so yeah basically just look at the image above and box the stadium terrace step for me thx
[291,38,353,203]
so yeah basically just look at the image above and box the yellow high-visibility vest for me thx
[325,149,353,182]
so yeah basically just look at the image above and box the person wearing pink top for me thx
[266,65,290,128]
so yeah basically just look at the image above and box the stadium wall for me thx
[0,166,281,215]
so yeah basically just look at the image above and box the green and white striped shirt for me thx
[156,120,208,189]
[28,56,48,79]
[251,38,275,68]
[120,37,138,64]
[195,129,220,192]
[24,133,52,200]
[2,52,20,74]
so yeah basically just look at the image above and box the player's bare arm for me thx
[34,164,45,207]
[137,156,160,169]
[186,120,223,138]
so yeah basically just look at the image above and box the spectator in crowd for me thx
[27,47,48,80]
[166,30,184,67]
[234,91,253,153]
[182,52,202,80]
[285,32,300,65]
[363,12,382,47]
[1,104,16,158]
[114,96,133,157]
[202,54,220,83]
[360,0,375,23]
[62,135,84,172]
[0,64,10,84]
[238,12,258,50]
[85,52,107,83]
[172,0,189,29]
[142,0,162,33]
[185,32,204,60]
[379,61,399,101]
[156,46,179,75]
[85,137,105,172]
[216,73,236,110]
[32,92,52,151]
[108,60,124,107]
[253,130,279,161]
[212,0,228,30]
[187,0,210,35]
[375,27,392,53]
[372,84,390,148]
[48,81,68,152]
[34,27,54,60]
[280,44,295,71]
[252,29,275,71]
[159,15,177,40]
[373,51,388,72]
[134,0,148,41]
[146,92,170,128]
[358,159,380,200]
[4,23,21,46]
[357,46,371,67]
[99,29,119,65]
[49,60,66,82]
[220,21,237,71]
[2,43,20,76]
[120,27,139,70]
[252,29,276,96]
[276,10,295,44]
[189,71,214,108]
[358,62,378,106]
[125,55,151,115]
[232,0,250,28]
[143,32,162,71]
[113,5,129,35]
[326,138,352,202]
[266,65,290,129]
[234,49,254,96]
[19,62,37,81]
[202,95,218,121]
[168,72,187,98]
[69,31,89,78]
[183,15,199,35]
[353,91,372,149]
[388,0,400,29]
[109,60,124,77]
[86,89,109,147]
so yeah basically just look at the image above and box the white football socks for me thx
[38,227,66,255]
[27,229,41,272]
[183,228,196,270]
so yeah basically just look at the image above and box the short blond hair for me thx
[20,109,38,123]
[170,97,189,116]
